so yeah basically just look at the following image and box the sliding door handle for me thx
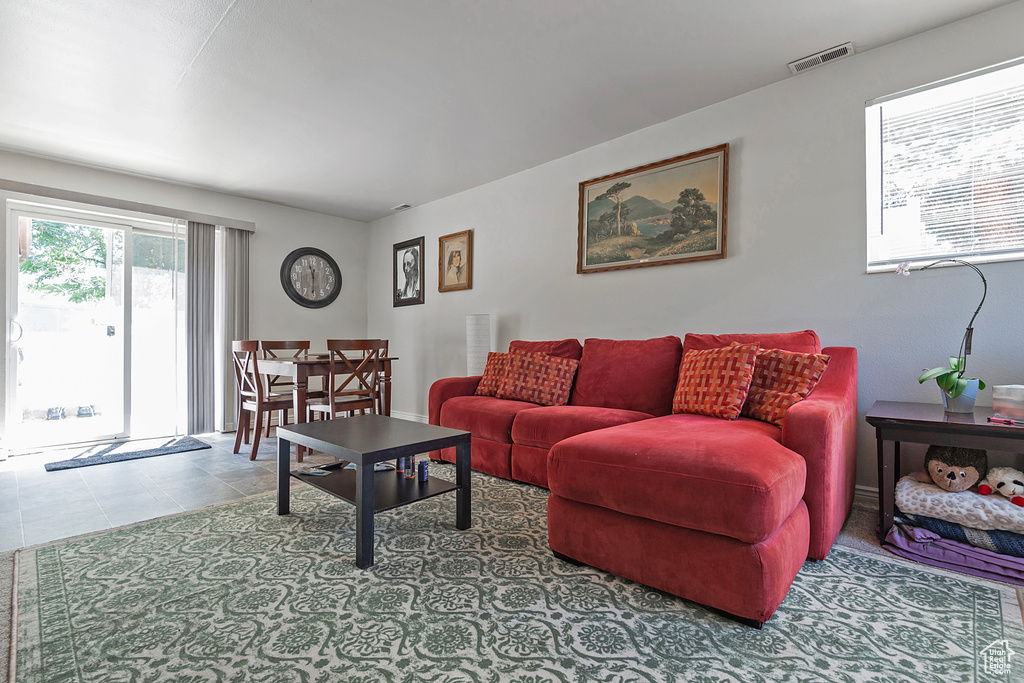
[10,320,23,343]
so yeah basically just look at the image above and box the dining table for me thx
[257,352,398,458]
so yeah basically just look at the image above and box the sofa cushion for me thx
[511,443,551,488]
[742,348,831,426]
[496,349,579,406]
[474,351,510,396]
[510,338,583,361]
[511,405,654,450]
[570,336,682,416]
[672,343,758,420]
[547,495,810,624]
[435,437,512,480]
[547,414,805,544]
[439,395,537,444]
[683,330,821,356]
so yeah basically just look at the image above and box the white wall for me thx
[367,1,1024,489]
[1,149,370,438]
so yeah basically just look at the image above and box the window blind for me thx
[866,59,1024,271]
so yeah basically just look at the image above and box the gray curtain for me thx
[221,227,250,431]
[187,221,216,434]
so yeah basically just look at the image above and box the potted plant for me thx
[919,356,985,413]
[898,258,988,414]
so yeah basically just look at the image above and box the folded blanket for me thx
[885,521,1024,585]
[895,474,1024,533]
[900,512,1024,559]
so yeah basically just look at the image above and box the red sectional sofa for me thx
[428,331,858,626]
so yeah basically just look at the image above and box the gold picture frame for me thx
[438,229,472,292]
[577,143,728,274]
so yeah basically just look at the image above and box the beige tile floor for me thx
[0,430,339,551]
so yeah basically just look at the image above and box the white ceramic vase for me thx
[942,379,979,413]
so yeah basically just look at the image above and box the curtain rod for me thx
[0,177,256,232]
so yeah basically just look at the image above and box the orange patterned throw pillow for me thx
[672,343,759,420]
[742,348,831,426]
[474,352,510,396]
[496,349,579,406]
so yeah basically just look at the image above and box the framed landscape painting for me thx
[393,236,424,307]
[577,143,728,274]
[438,229,472,292]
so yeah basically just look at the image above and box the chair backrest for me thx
[232,340,264,403]
[261,340,310,392]
[260,340,310,358]
[326,339,387,412]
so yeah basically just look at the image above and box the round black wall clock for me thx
[280,247,342,308]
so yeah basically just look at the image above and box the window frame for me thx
[865,55,1024,273]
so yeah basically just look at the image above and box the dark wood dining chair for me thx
[232,340,293,461]
[307,339,387,420]
[378,339,389,415]
[260,340,312,437]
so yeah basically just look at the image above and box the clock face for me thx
[280,248,342,308]
[290,255,336,301]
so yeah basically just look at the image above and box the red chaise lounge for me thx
[429,331,858,626]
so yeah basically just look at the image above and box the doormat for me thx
[43,436,211,471]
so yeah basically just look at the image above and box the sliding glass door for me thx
[5,204,186,452]
[130,228,186,439]
[7,210,130,449]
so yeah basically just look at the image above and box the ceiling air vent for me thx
[788,42,854,75]
[391,203,414,212]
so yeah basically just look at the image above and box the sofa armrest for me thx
[428,376,482,426]
[781,346,858,560]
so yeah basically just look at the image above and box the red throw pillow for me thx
[672,343,759,420]
[496,349,579,406]
[742,348,831,426]
[509,338,584,361]
[474,352,510,397]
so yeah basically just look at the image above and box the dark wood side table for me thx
[865,401,1024,543]
[277,415,471,569]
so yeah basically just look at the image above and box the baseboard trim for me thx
[855,484,878,509]
[390,411,428,424]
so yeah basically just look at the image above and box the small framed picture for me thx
[393,236,424,307]
[438,230,472,292]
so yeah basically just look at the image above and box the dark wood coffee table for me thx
[276,415,471,568]
[865,400,1024,543]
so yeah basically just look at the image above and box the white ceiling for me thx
[0,0,1016,222]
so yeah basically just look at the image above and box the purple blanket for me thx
[885,521,1024,586]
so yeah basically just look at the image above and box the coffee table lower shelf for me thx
[276,415,472,569]
[292,467,459,512]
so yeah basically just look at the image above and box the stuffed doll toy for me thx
[977,467,1024,506]
[916,445,988,493]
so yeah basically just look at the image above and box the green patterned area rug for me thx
[12,465,1024,683]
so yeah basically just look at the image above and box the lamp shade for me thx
[466,314,491,376]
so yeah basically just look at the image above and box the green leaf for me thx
[947,377,968,398]
[936,372,958,392]
[920,357,984,395]
[919,367,951,383]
